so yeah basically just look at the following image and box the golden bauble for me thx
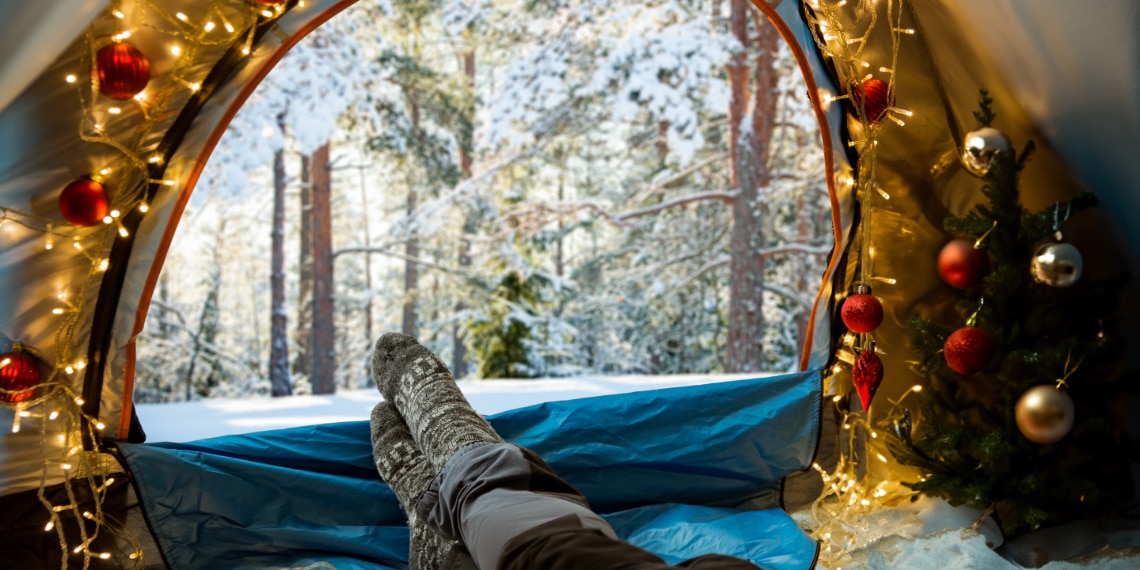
[1015,385,1075,444]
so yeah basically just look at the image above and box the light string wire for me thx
[800,1,925,568]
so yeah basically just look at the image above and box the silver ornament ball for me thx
[1031,241,1083,287]
[961,127,1011,177]
[1015,385,1075,444]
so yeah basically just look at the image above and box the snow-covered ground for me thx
[135,374,1140,570]
[135,373,762,443]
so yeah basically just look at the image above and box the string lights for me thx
[0,0,294,565]
[801,0,926,567]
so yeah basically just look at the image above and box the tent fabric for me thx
[0,0,109,114]
[116,372,822,569]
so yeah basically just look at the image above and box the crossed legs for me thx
[367,333,761,570]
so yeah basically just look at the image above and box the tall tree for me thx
[310,142,336,394]
[294,155,312,382]
[452,44,477,377]
[269,112,292,397]
[725,1,780,372]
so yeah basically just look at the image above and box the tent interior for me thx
[1,0,1138,568]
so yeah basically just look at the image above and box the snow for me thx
[800,495,1140,569]
[135,372,761,442]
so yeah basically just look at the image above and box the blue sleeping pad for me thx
[117,370,821,569]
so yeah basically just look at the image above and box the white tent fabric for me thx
[0,0,110,114]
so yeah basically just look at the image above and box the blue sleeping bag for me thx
[116,370,822,569]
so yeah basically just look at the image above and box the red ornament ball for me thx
[938,239,988,289]
[850,78,892,125]
[59,178,110,226]
[1,346,41,404]
[944,327,995,375]
[852,350,884,413]
[841,293,883,333]
[95,42,150,100]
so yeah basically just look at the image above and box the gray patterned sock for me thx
[370,402,475,570]
[371,333,503,470]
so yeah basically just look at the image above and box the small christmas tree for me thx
[890,91,1132,536]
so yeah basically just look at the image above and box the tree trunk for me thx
[294,155,312,381]
[453,48,476,377]
[725,1,779,373]
[403,187,418,337]
[359,166,374,347]
[187,221,224,400]
[403,97,423,338]
[269,114,292,397]
[310,142,336,394]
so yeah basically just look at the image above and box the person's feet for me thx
[371,333,503,470]
[370,401,474,570]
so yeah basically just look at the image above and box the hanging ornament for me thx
[1031,241,1083,287]
[938,238,988,289]
[0,344,41,404]
[852,342,883,413]
[1015,384,1075,444]
[1031,202,1083,287]
[59,178,110,227]
[961,127,1011,177]
[840,284,883,333]
[850,78,892,125]
[95,42,151,100]
[944,326,994,375]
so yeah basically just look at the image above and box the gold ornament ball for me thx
[1015,385,1075,444]
[961,127,1011,177]
[1031,242,1083,287]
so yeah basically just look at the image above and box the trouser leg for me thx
[417,442,763,570]
[417,442,620,569]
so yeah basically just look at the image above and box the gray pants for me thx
[416,442,764,570]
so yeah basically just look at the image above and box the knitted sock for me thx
[371,333,503,470]
[370,402,475,570]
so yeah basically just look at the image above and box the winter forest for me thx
[132,0,830,403]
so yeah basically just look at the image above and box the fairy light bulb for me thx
[139,203,149,213]
[204,21,216,32]
[175,12,188,21]
[44,521,54,531]
[170,45,182,57]
[66,74,77,84]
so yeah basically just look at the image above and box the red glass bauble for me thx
[59,178,110,226]
[938,239,988,289]
[852,350,884,413]
[95,42,150,100]
[1,347,41,404]
[850,78,892,125]
[841,293,883,333]
[944,327,995,375]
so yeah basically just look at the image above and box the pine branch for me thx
[973,89,996,127]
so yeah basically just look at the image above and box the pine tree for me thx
[890,92,1132,536]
